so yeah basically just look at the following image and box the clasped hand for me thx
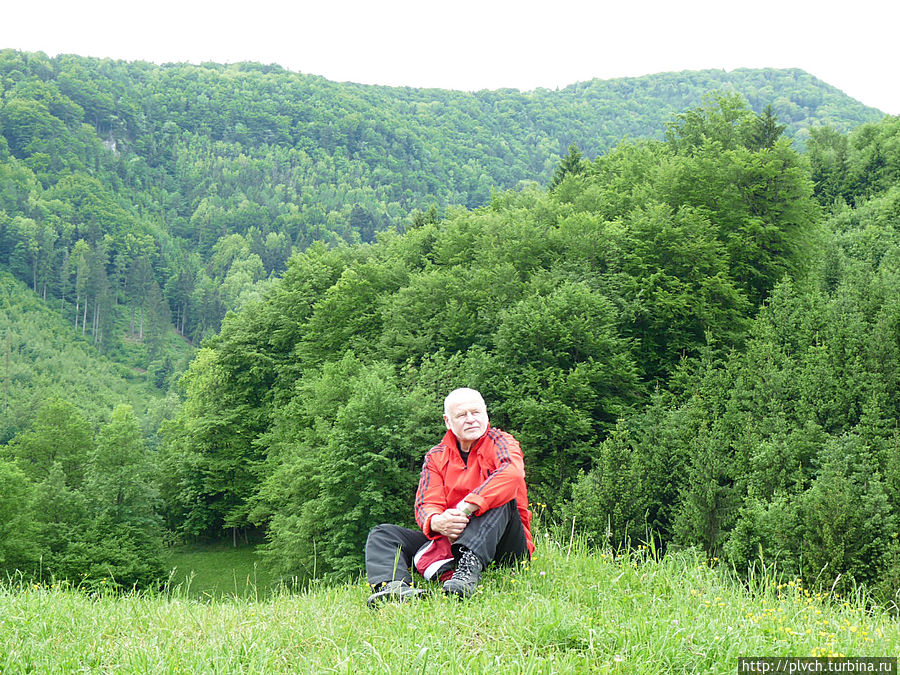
[431,508,469,543]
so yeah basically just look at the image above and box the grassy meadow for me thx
[166,542,276,600]
[2,534,899,674]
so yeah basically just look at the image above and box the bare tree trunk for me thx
[74,296,80,330]
[139,306,144,341]
[82,298,88,335]
[4,331,10,413]
[93,301,100,344]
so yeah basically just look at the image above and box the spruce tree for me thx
[549,144,585,190]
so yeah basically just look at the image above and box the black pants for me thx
[365,500,529,586]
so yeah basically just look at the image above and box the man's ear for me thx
[443,414,451,430]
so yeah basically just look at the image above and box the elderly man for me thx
[365,387,534,605]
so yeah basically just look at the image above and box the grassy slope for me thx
[2,539,898,674]
[0,269,191,440]
[0,270,151,432]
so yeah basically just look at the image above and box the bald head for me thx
[443,388,485,416]
[443,388,489,451]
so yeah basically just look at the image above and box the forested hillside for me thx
[0,50,884,353]
[160,104,900,600]
[1,48,898,601]
[0,269,174,441]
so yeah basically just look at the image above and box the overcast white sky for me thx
[3,0,898,115]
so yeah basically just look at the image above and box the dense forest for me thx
[0,51,882,360]
[1,49,899,601]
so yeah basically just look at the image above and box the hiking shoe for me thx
[366,580,426,607]
[442,547,483,598]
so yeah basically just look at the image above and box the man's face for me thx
[443,391,489,444]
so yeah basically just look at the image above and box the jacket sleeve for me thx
[463,432,526,515]
[414,446,448,539]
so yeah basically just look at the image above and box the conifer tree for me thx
[549,144,585,190]
[743,104,786,151]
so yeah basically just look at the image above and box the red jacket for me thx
[414,426,534,554]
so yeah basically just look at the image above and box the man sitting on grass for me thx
[365,387,534,605]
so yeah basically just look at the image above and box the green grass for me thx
[2,538,899,674]
[166,542,276,600]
